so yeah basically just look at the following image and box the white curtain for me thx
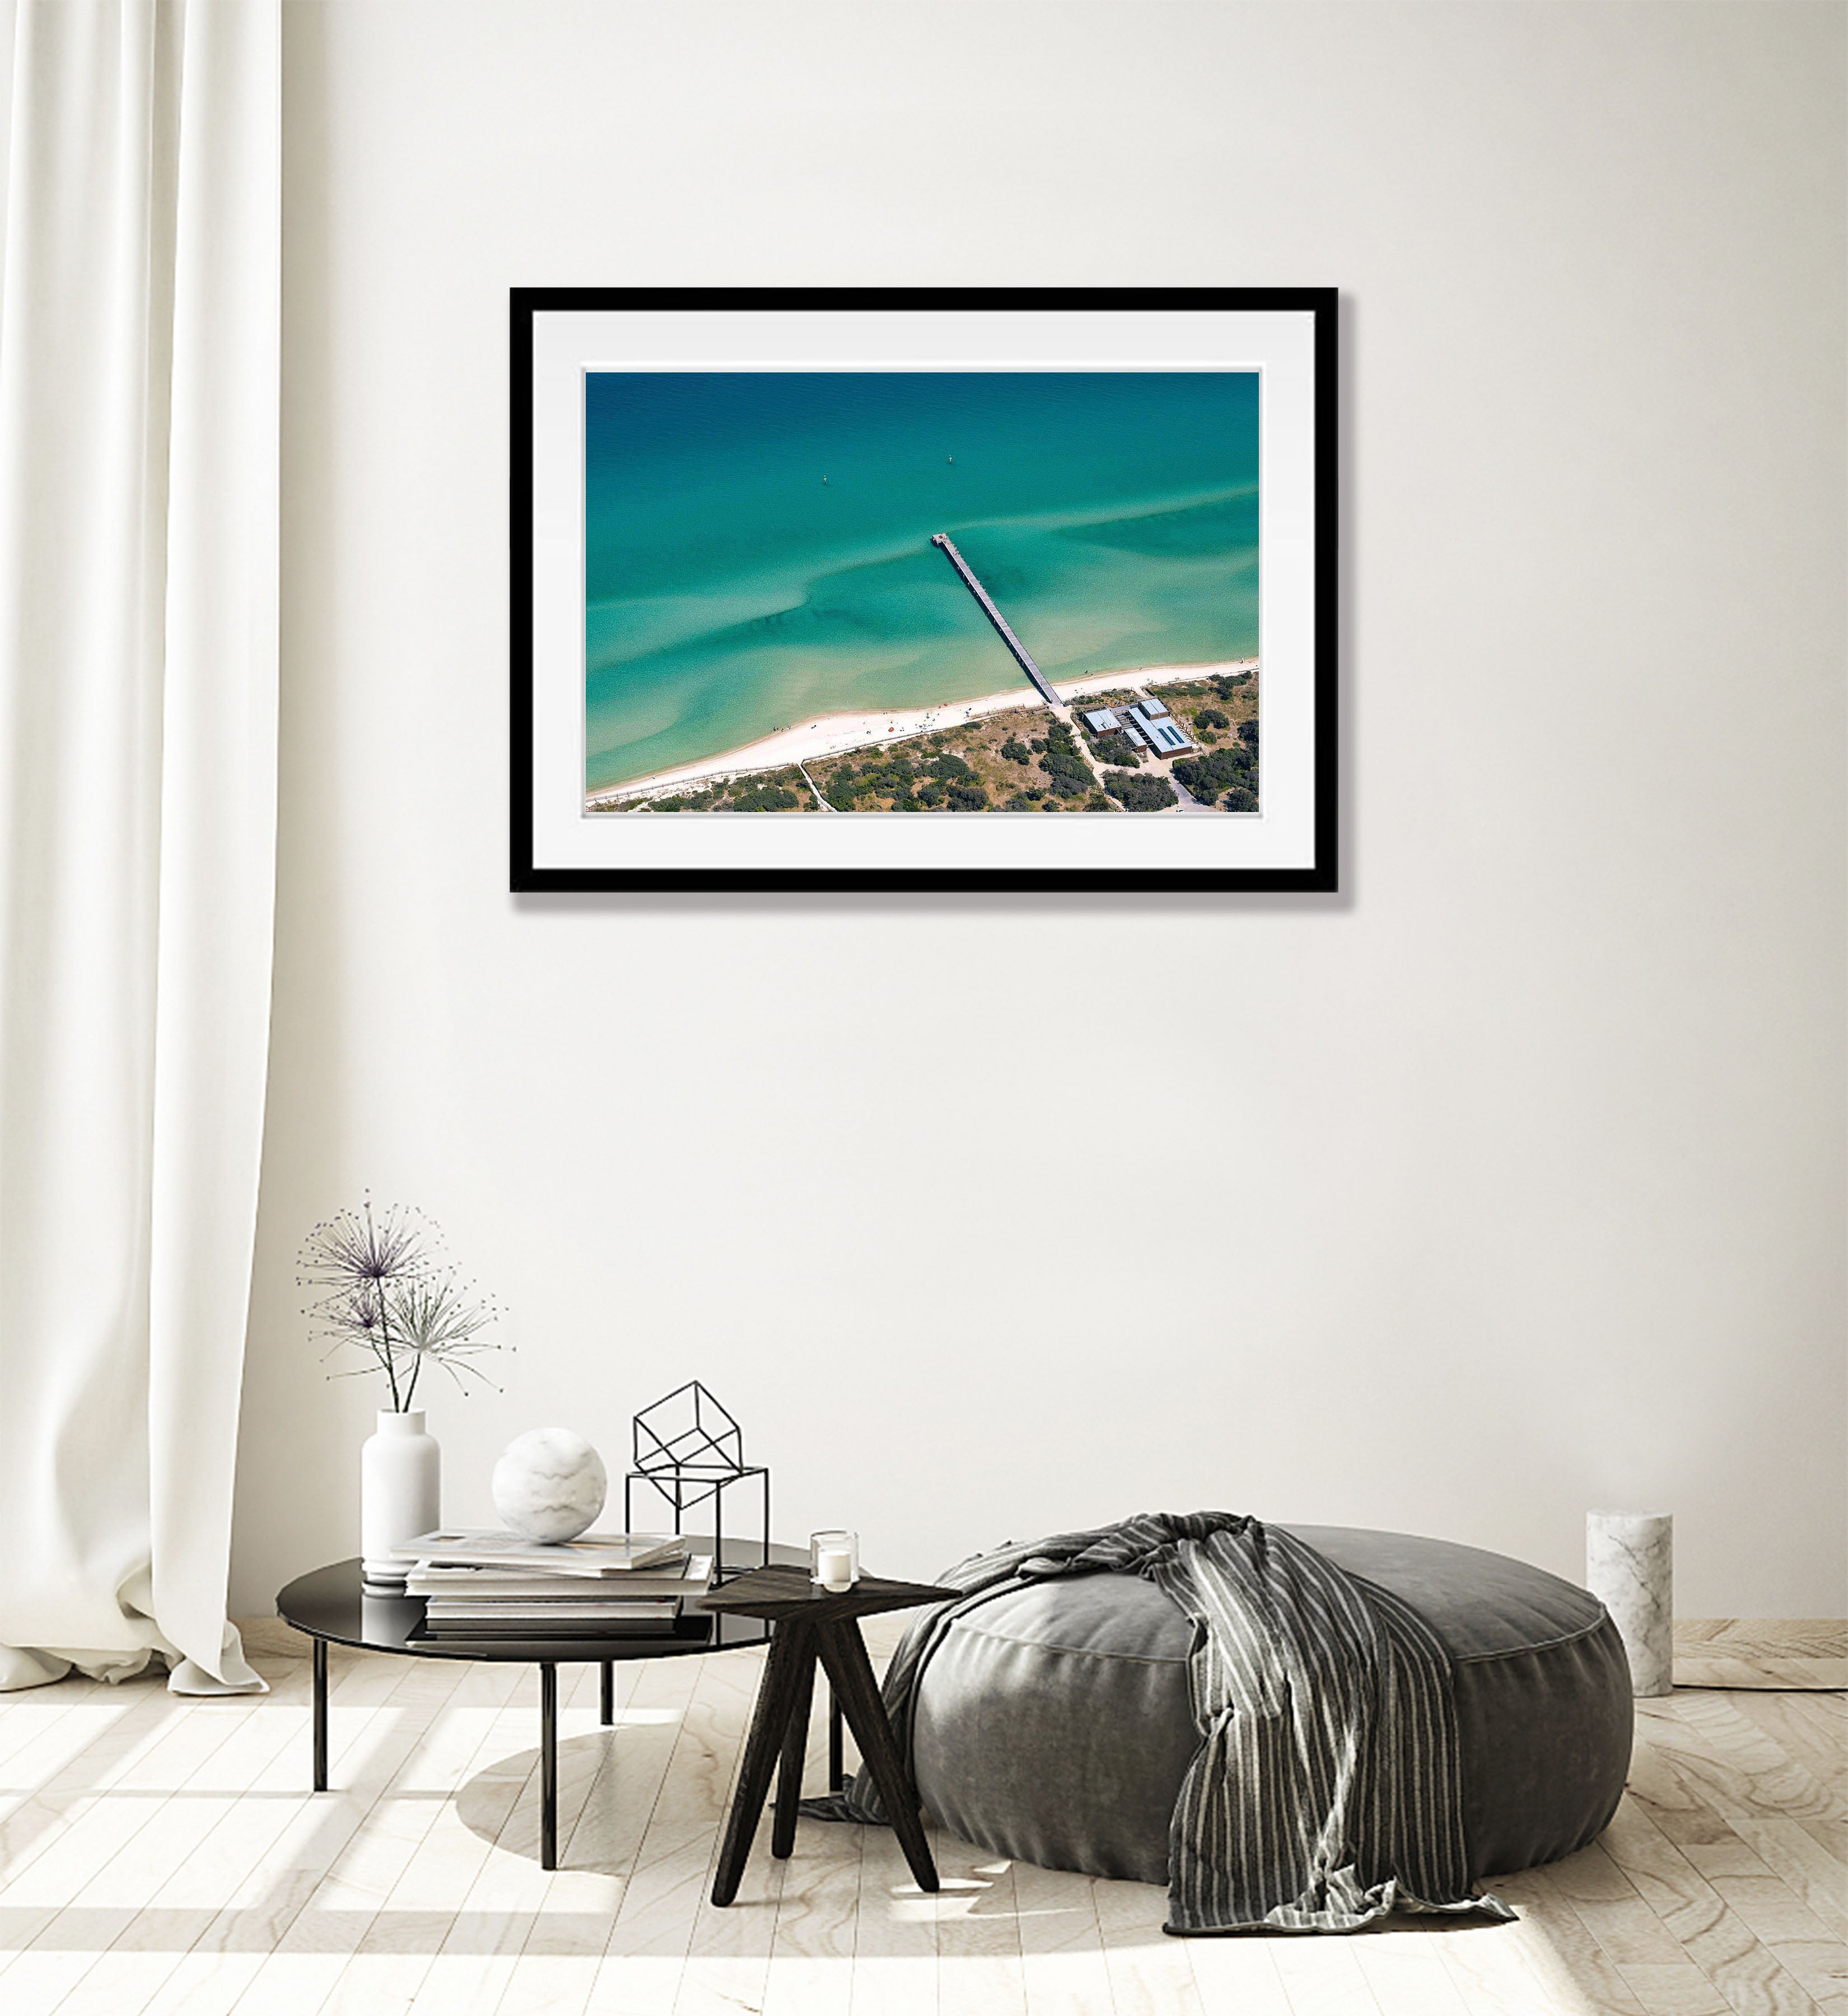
[0,0,279,1693]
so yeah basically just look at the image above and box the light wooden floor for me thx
[0,1617,1837,2016]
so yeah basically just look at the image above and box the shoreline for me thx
[586,660,1257,806]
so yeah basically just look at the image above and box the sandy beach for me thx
[588,660,1258,806]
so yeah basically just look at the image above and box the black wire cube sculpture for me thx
[624,1381,768,1584]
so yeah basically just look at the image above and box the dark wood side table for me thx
[697,1566,958,1907]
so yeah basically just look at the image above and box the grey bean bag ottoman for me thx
[911,1524,1631,1884]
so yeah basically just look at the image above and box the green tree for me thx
[1104,769,1178,811]
[1040,720,1095,797]
[1172,746,1252,802]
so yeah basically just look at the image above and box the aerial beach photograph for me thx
[582,368,1261,815]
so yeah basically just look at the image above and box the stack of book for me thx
[402,1529,714,1640]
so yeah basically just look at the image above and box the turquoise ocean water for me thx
[584,371,1258,791]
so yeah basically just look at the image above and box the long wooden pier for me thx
[931,534,1063,712]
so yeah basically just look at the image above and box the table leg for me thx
[815,1623,938,1894]
[600,1661,614,1728]
[540,1663,558,1871]
[711,1620,813,1906]
[829,1685,844,1791]
[771,1631,816,1860]
[312,1639,328,1793]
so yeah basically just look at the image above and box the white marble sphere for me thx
[492,1429,608,1543]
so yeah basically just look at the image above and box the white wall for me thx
[231,2,1846,1620]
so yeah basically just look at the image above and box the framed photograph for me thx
[511,287,1336,892]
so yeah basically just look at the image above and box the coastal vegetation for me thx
[1039,721,1096,799]
[628,764,818,814]
[731,783,800,813]
[799,707,1060,813]
[1172,745,1255,809]
[1089,731,1144,767]
[605,667,1257,816]
[1104,769,1178,811]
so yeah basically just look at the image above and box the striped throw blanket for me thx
[804,1511,1514,1935]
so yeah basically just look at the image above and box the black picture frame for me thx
[511,287,1337,893]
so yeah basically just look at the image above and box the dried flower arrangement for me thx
[297,1198,507,1411]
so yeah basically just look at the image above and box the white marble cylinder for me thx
[1586,1510,1673,1697]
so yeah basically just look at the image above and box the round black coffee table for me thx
[278,1539,811,1869]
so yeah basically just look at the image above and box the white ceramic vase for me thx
[361,1409,441,1588]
